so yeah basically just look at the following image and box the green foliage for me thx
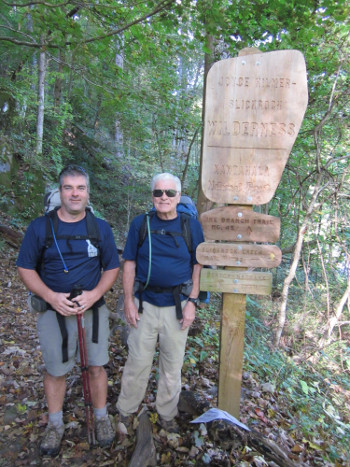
[244,298,350,463]
[184,304,220,371]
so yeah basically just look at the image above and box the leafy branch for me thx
[0,0,175,48]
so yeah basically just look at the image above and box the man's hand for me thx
[124,297,140,328]
[180,301,196,330]
[47,291,83,316]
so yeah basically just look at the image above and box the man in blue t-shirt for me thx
[17,165,120,455]
[116,172,204,434]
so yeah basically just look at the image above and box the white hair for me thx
[151,173,181,192]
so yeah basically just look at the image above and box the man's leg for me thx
[37,310,75,457]
[89,365,108,408]
[116,300,160,417]
[44,372,66,413]
[88,365,115,447]
[41,372,66,456]
[84,306,115,448]
[156,302,189,425]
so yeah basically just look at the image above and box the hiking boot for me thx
[40,423,65,457]
[95,416,115,448]
[117,413,134,437]
[158,416,180,433]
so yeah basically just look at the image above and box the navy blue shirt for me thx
[17,214,120,293]
[123,213,204,306]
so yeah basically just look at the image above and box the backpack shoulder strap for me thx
[137,211,155,249]
[180,212,192,254]
[85,208,100,246]
[45,207,59,247]
[137,211,192,253]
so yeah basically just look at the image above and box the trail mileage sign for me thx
[198,49,308,418]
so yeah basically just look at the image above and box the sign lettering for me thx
[200,269,272,295]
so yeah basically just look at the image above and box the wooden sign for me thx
[202,50,308,205]
[200,269,272,295]
[197,242,281,268]
[200,206,280,242]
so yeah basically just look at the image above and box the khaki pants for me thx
[117,299,189,421]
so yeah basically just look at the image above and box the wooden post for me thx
[199,48,308,417]
[219,283,247,417]
[218,204,251,417]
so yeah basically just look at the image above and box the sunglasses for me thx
[152,189,178,198]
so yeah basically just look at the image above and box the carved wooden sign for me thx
[202,50,308,205]
[197,242,281,268]
[200,269,272,295]
[200,206,280,242]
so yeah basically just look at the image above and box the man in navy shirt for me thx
[17,165,120,455]
[116,173,204,434]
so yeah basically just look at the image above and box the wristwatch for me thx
[187,297,201,307]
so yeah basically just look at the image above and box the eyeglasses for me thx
[152,189,178,198]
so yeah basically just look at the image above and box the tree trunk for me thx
[36,40,47,156]
[197,33,215,216]
[115,39,124,159]
[320,259,350,345]
[275,175,324,347]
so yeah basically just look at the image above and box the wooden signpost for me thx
[200,206,281,242]
[197,243,282,268]
[198,48,308,418]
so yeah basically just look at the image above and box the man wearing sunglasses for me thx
[117,172,204,434]
[17,165,120,455]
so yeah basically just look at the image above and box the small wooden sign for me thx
[197,242,281,268]
[200,269,272,295]
[200,206,280,242]
[201,50,308,205]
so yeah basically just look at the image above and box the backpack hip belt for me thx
[136,280,193,320]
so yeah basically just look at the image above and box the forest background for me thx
[0,0,349,465]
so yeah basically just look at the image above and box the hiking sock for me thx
[94,406,107,420]
[48,410,64,427]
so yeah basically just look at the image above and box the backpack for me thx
[137,195,198,253]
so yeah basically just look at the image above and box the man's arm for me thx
[122,259,140,327]
[180,263,202,330]
[18,267,78,316]
[18,266,119,316]
[80,268,119,311]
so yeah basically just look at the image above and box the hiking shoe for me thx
[40,423,65,457]
[158,416,180,433]
[95,416,115,448]
[117,414,134,437]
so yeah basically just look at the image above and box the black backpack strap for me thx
[85,208,100,248]
[56,313,69,363]
[45,207,59,248]
[172,284,183,320]
[180,213,192,254]
[137,211,154,250]
[137,211,193,253]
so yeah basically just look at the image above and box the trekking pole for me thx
[77,313,96,445]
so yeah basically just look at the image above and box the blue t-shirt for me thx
[123,213,204,306]
[16,214,120,293]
